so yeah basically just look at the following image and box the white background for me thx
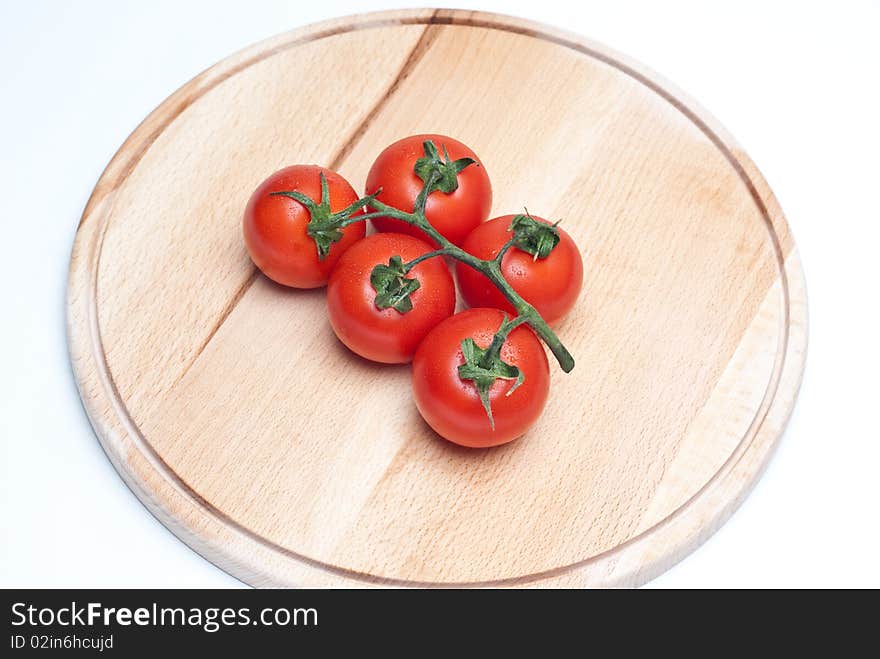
[2,0,878,588]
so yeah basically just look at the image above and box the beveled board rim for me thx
[66,8,808,587]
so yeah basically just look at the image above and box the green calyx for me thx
[370,255,421,313]
[457,316,526,429]
[270,173,375,260]
[414,140,476,196]
[509,212,560,260]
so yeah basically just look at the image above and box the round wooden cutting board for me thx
[67,9,807,587]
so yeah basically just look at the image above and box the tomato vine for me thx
[274,140,575,425]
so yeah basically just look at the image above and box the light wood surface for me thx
[67,9,808,587]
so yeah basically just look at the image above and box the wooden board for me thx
[67,9,808,587]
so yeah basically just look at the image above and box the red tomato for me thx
[327,233,456,364]
[456,215,583,324]
[243,165,365,288]
[365,134,492,247]
[412,308,550,448]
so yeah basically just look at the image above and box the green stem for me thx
[336,211,390,228]
[369,198,436,228]
[494,235,519,264]
[371,200,575,373]
[413,170,441,214]
[478,315,529,368]
[403,249,450,273]
[484,268,574,372]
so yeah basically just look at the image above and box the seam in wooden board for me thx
[77,13,441,229]
[329,19,441,171]
[142,18,440,386]
[171,267,258,390]
[78,12,794,586]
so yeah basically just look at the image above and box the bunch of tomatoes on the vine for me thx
[243,134,583,448]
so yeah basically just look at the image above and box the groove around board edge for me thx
[66,8,808,587]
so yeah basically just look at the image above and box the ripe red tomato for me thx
[327,233,456,364]
[456,215,583,324]
[365,134,492,247]
[412,308,550,448]
[243,165,365,288]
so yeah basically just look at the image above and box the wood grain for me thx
[67,9,808,587]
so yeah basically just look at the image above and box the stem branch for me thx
[363,146,575,372]
[494,235,519,264]
[478,315,529,368]
[403,249,450,272]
